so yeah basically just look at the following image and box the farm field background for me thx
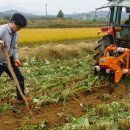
[0,27,130,130]
[18,28,100,44]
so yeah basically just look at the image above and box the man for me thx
[124,14,130,24]
[124,19,130,24]
[0,13,29,103]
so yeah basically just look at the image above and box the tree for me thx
[57,9,64,19]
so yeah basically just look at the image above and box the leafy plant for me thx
[0,103,10,114]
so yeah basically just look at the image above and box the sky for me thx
[0,0,108,15]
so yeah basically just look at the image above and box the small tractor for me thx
[94,0,130,92]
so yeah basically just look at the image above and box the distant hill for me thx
[65,10,128,20]
[0,10,35,18]
[64,11,109,19]
[89,11,109,18]
[0,9,128,20]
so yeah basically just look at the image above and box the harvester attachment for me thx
[95,44,130,93]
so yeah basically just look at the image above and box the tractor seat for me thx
[115,26,130,48]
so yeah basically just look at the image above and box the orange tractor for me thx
[94,0,130,90]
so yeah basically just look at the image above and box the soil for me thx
[0,84,129,130]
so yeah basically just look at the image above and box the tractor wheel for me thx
[93,36,112,61]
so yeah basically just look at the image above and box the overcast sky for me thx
[0,0,107,15]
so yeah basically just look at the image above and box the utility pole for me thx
[44,4,48,18]
[74,11,76,19]
[94,10,97,21]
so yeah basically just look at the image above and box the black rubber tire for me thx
[94,36,112,61]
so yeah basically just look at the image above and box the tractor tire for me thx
[94,36,112,61]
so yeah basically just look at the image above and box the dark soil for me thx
[0,84,129,130]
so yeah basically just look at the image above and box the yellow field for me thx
[18,28,100,44]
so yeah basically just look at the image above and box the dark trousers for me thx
[0,57,24,100]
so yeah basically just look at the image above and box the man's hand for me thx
[0,40,7,48]
[0,40,4,47]
[14,59,23,67]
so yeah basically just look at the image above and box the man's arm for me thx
[12,33,22,67]
[12,33,19,60]
[0,26,4,44]
[13,43,19,60]
[0,26,3,38]
[13,43,22,67]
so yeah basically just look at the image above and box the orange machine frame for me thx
[99,44,130,83]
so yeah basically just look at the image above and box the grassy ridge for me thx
[0,19,106,28]
[19,41,96,60]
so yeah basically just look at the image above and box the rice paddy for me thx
[18,28,100,44]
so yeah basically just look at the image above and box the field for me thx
[18,28,100,44]
[0,28,130,130]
